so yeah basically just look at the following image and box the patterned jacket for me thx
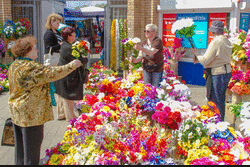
[8,58,78,127]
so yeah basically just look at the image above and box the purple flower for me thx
[121,38,129,44]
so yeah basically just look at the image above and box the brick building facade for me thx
[0,0,13,64]
[127,0,160,42]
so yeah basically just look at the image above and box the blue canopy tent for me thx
[64,6,104,21]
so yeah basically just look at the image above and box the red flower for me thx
[127,89,135,97]
[85,94,99,106]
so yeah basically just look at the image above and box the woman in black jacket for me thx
[44,13,63,60]
[54,27,88,121]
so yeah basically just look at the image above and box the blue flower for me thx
[219,129,230,139]
[212,130,220,139]
[226,133,235,144]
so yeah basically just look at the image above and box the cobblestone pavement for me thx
[0,80,206,165]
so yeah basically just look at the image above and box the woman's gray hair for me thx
[146,24,158,31]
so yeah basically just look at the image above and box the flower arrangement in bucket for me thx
[14,18,31,38]
[171,18,198,60]
[2,20,16,40]
[229,30,250,65]
[164,37,186,61]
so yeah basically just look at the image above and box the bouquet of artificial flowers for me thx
[229,30,250,64]
[120,37,141,71]
[2,20,16,39]
[15,21,27,37]
[76,40,90,57]
[164,37,186,61]
[19,18,31,32]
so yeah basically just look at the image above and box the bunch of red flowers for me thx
[152,103,182,130]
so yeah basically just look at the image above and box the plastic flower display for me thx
[43,64,250,165]
[229,68,250,95]
[75,40,91,57]
[19,18,31,32]
[120,37,141,71]
[0,64,10,92]
[164,37,186,61]
[229,30,250,64]
[2,20,16,39]
[15,21,27,37]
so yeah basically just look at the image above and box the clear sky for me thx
[66,1,107,9]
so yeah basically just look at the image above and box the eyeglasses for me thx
[144,30,152,33]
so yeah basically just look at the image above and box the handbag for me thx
[1,118,15,147]
[43,47,60,66]
[144,63,163,73]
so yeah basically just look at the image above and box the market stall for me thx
[43,61,250,165]
[64,6,105,67]
[157,0,246,86]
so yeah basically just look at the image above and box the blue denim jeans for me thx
[210,72,231,121]
[143,70,163,87]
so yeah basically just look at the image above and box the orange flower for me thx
[201,105,210,110]
[231,85,243,95]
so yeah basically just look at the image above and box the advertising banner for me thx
[240,13,250,33]
[162,14,177,47]
[208,13,227,43]
[176,13,209,49]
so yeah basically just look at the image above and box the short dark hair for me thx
[11,36,37,58]
[61,27,75,41]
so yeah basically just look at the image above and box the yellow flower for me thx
[72,49,80,59]
[102,106,111,112]
[61,143,71,152]
[102,79,110,85]
[228,126,237,137]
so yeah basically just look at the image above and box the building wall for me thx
[127,0,160,42]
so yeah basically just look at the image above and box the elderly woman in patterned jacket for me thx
[8,36,81,165]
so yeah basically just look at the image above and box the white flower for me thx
[156,88,165,99]
[217,122,230,132]
[160,79,167,87]
[18,32,22,35]
[184,124,190,130]
[206,123,217,134]
[132,37,141,44]
[17,27,21,30]
[183,18,194,28]
[171,18,194,34]
[243,161,250,165]
[97,93,105,100]
[239,120,250,137]
[188,132,193,139]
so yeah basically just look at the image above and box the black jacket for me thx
[54,41,89,100]
[44,29,62,54]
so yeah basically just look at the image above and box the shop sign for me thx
[176,13,209,49]
[208,13,227,43]
[162,14,177,47]
[240,13,250,32]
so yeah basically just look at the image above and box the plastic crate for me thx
[178,61,206,86]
